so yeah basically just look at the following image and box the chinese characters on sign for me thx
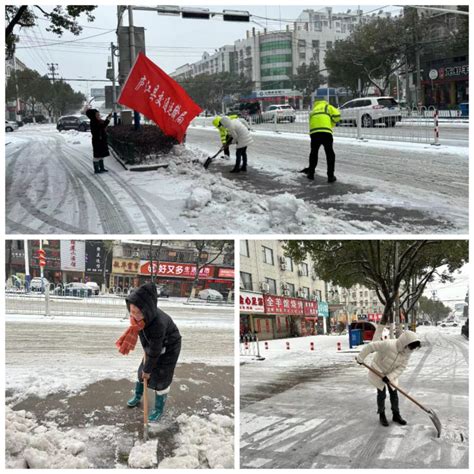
[368,313,382,322]
[139,261,212,278]
[60,240,86,272]
[240,291,265,313]
[117,53,202,142]
[303,300,318,316]
[85,242,105,273]
[264,295,305,315]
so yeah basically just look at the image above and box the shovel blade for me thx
[204,157,212,169]
[428,409,442,438]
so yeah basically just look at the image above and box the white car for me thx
[339,96,402,127]
[85,281,100,295]
[198,289,224,301]
[261,104,296,123]
[5,120,19,132]
[29,277,50,291]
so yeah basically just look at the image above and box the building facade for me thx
[240,240,328,340]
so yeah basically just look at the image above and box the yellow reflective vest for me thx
[215,114,239,144]
[309,100,341,135]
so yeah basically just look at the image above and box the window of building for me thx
[265,277,277,294]
[300,262,309,276]
[261,54,292,65]
[299,53,306,60]
[359,291,363,298]
[240,271,253,291]
[262,246,274,265]
[298,39,306,48]
[326,41,333,49]
[260,40,292,52]
[240,240,250,257]
[287,282,295,297]
[302,287,310,299]
[285,256,294,272]
[314,289,322,301]
[312,40,320,49]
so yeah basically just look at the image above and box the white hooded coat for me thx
[220,116,253,149]
[357,330,420,391]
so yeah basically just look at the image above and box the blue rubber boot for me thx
[127,382,144,407]
[148,393,167,422]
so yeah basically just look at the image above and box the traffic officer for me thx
[213,115,239,158]
[301,98,341,182]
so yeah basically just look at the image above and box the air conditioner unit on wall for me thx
[283,289,290,296]
[280,263,287,271]
[260,282,270,293]
[279,256,286,264]
[298,270,303,276]
[311,273,317,281]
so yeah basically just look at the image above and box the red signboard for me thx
[218,268,235,279]
[303,300,318,316]
[139,261,212,278]
[264,295,305,315]
[368,313,383,322]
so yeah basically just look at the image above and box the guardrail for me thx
[192,106,464,145]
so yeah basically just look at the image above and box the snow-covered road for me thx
[240,327,468,469]
[6,307,234,468]
[5,124,468,234]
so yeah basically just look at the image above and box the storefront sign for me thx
[439,65,469,79]
[218,268,235,278]
[368,313,382,322]
[139,261,212,278]
[264,295,304,315]
[85,241,105,273]
[240,291,265,313]
[318,301,329,318]
[60,240,85,272]
[112,258,140,274]
[304,300,318,316]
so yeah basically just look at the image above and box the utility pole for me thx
[47,63,59,83]
[110,42,118,125]
[392,241,400,338]
[149,240,154,283]
[128,6,141,130]
[24,240,30,292]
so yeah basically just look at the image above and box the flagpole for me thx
[128,6,141,131]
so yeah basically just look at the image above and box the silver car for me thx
[261,104,296,123]
[339,96,402,127]
[5,120,19,132]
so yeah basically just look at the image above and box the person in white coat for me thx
[219,115,253,173]
[356,330,421,427]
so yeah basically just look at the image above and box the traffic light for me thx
[37,249,46,267]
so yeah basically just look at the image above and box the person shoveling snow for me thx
[356,330,421,427]
[116,282,182,424]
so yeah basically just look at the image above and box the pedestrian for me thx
[219,115,253,173]
[212,115,238,159]
[116,282,182,422]
[356,330,421,427]
[85,108,112,174]
[300,98,341,182]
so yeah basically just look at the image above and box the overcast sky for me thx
[13,3,402,96]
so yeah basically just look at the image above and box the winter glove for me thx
[355,356,363,365]
[382,376,390,385]
[225,137,233,145]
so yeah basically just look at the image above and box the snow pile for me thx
[5,407,89,469]
[267,193,309,232]
[185,188,212,210]
[128,439,158,468]
[158,413,234,469]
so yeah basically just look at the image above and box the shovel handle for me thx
[360,360,430,413]
[143,355,149,440]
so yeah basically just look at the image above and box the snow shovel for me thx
[203,145,226,169]
[143,377,149,441]
[360,360,442,438]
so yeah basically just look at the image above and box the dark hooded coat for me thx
[126,282,181,391]
[85,109,110,158]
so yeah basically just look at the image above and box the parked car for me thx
[5,120,19,132]
[339,96,402,128]
[261,104,296,123]
[198,288,224,301]
[85,281,100,295]
[156,285,170,298]
[29,277,50,291]
[349,320,377,341]
[461,318,468,339]
[57,115,90,132]
[23,114,47,124]
[60,282,92,297]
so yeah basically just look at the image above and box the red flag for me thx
[117,53,202,143]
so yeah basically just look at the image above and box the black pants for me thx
[223,145,230,157]
[308,132,335,178]
[235,147,247,169]
[377,385,400,414]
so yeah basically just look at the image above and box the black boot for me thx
[392,412,407,425]
[299,167,309,174]
[379,412,389,427]
[328,175,337,183]
[230,167,240,173]
[307,172,314,180]
[99,159,108,172]
[93,162,100,174]
[240,165,247,172]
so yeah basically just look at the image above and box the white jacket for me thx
[357,330,420,391]
[220,116,253,149]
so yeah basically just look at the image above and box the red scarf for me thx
[116,316,145,355]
